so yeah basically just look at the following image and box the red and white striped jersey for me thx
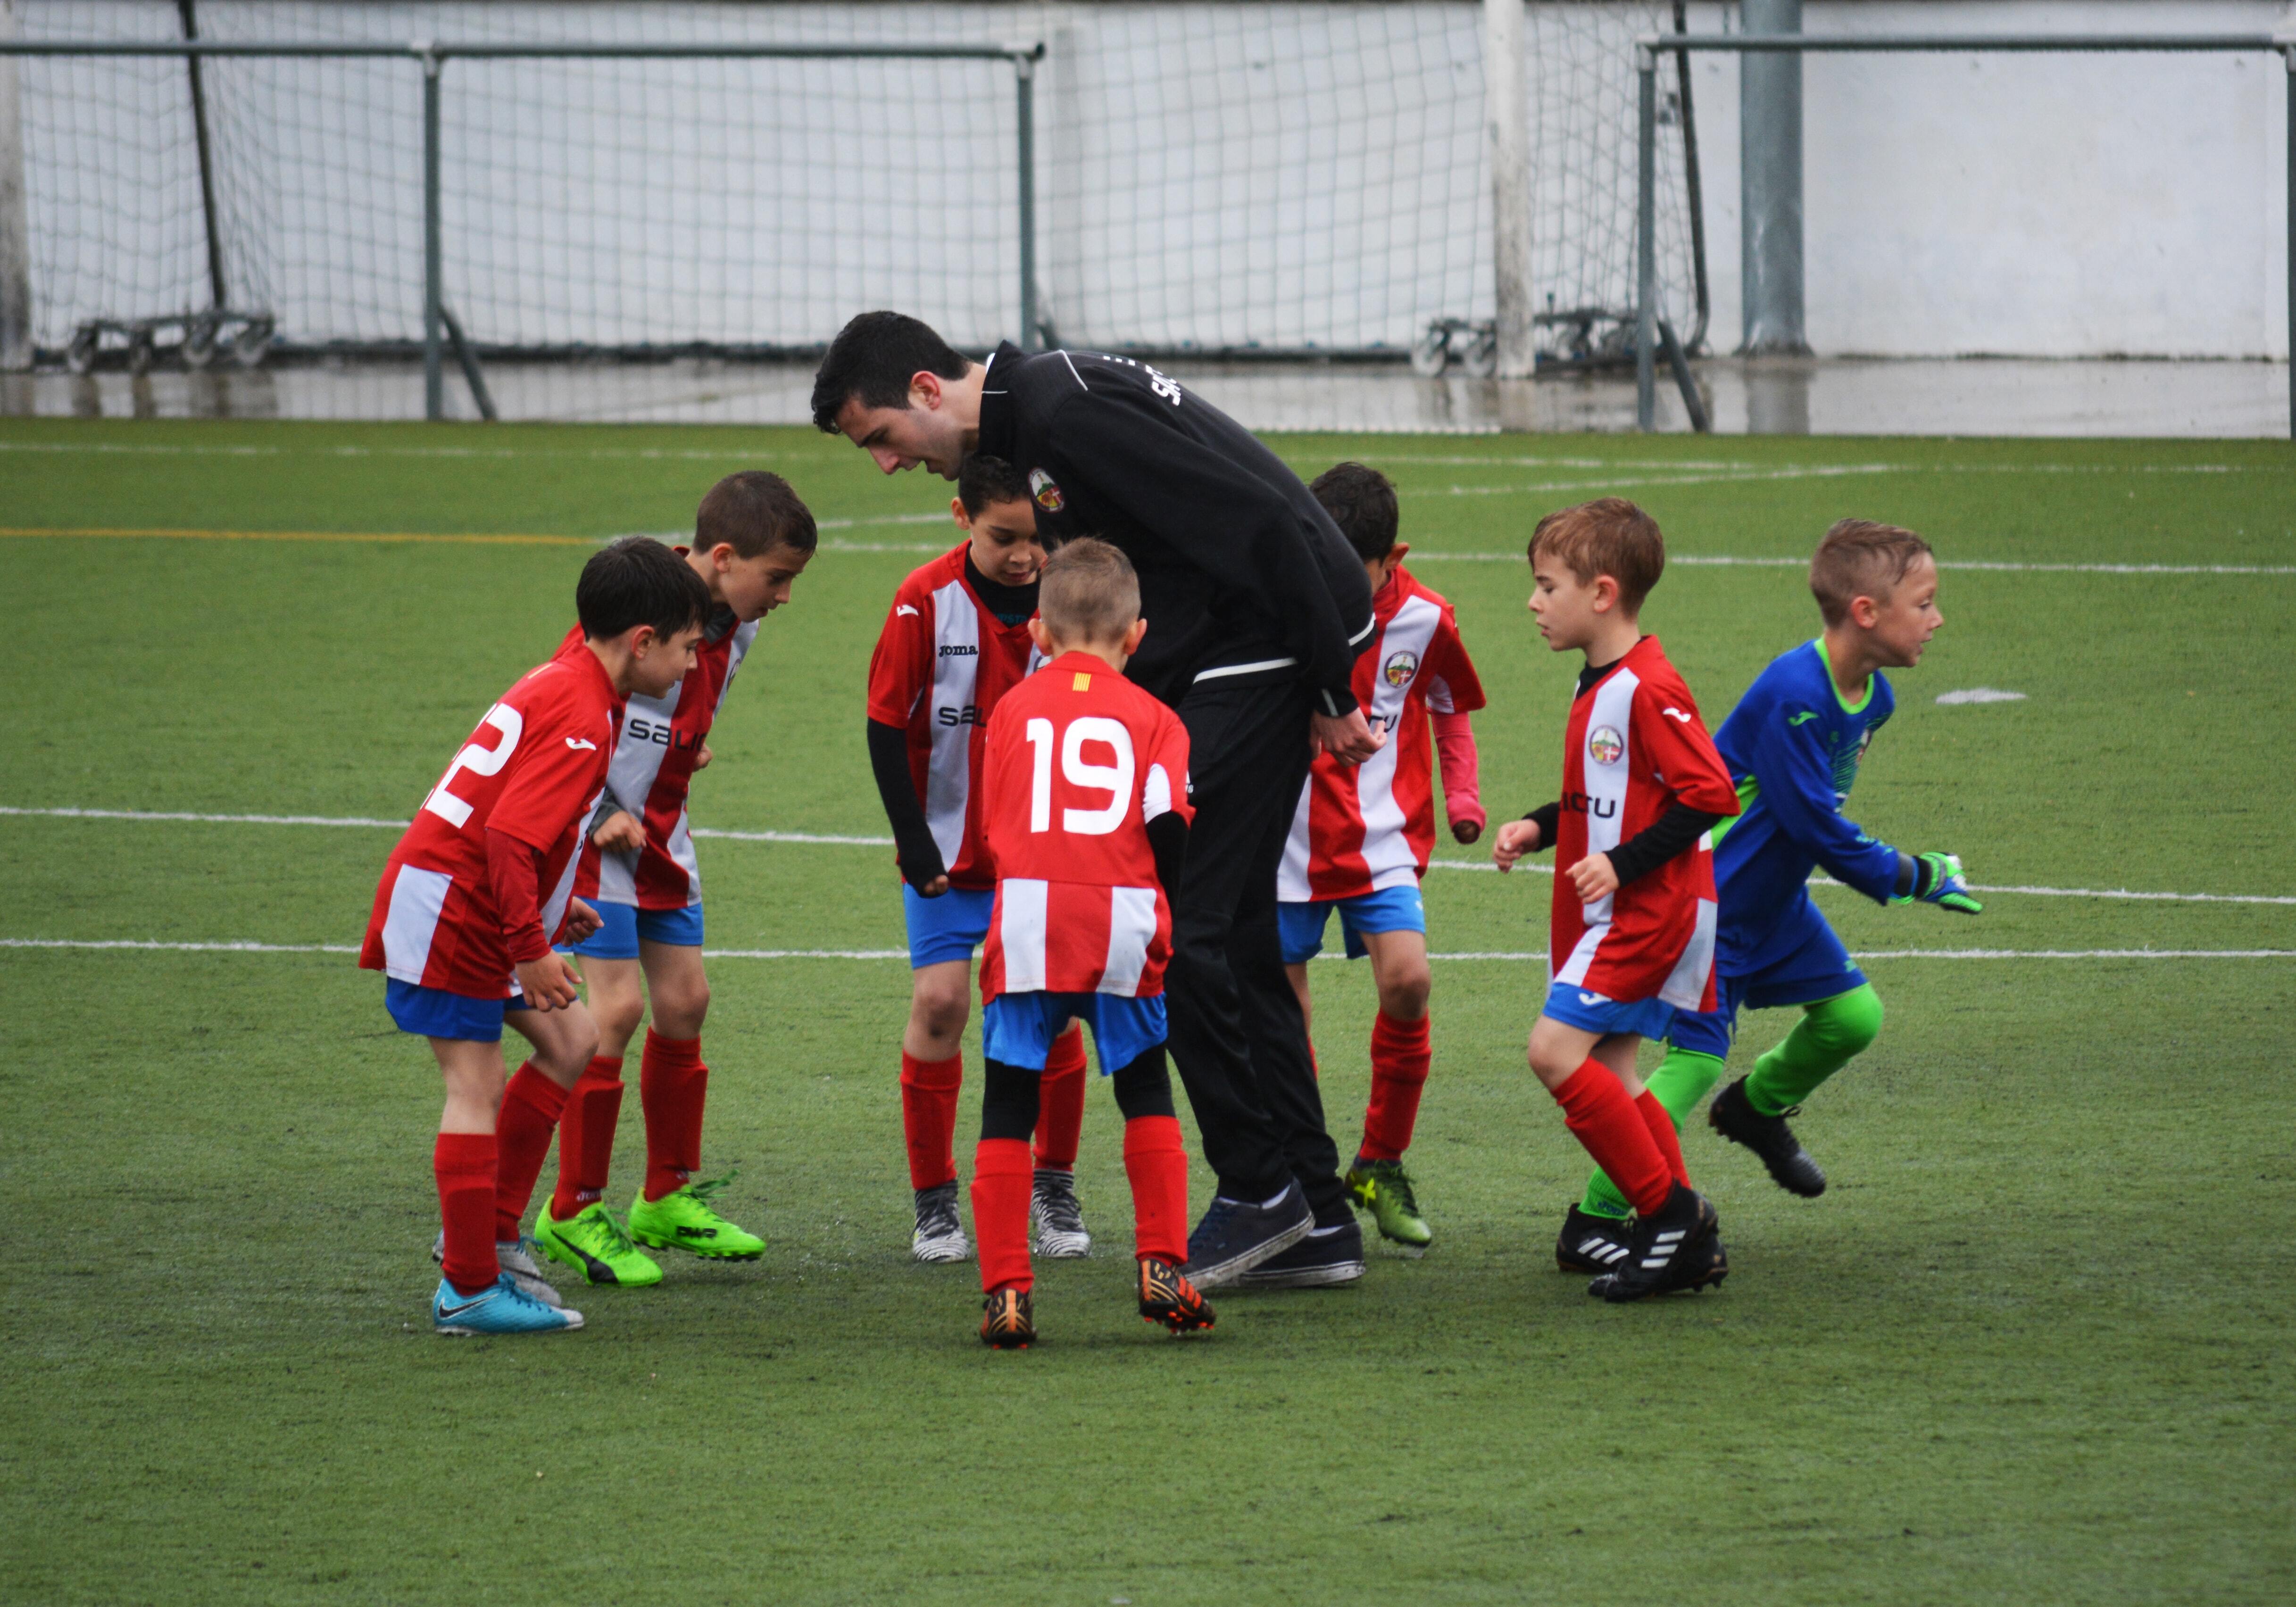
[1279,566,1485,902]
[978,652,1193,1002]
[866,544,1045,891]
[360,648,622,998]
[1549,635,1739,1009]
[557,601,757,911]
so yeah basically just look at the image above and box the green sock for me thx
[1577,1046,1727,1218]
[1742,984,1885,1117]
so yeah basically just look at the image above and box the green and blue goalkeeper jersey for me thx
[1710,639,1900,976]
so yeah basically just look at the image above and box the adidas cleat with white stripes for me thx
[1587,1184,1721,1304]
[1555,1205,1634,1276]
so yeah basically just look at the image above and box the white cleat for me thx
[912,1181,973,1264]
[1029,1167,1092,1259]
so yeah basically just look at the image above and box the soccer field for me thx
[2,417,2291,1604]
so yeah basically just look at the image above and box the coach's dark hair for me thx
[578,536,712,642]
[697,470,817,560]
[1310,462,1400,563]
[810,311,972,433]
[957,454,1032,518]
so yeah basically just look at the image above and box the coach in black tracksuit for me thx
[813,315,1379,1288]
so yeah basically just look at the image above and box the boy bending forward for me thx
[970,539,1213,1349]
[1492,499,1740,1302]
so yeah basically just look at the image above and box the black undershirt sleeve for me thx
[865,719,947,890]
[1521,802,1561,851]
[1605,803,1725,886]
[1146,811,1190,900]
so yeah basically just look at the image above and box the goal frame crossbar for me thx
[0,36,1048,419]
[1631,31,2296,438]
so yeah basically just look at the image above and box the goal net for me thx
[6,1,1704,368]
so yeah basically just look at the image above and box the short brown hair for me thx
[1809,519,1933,627]
[695,471,817,560]
[1038,538,1139,644]
[1528,497,1666,613]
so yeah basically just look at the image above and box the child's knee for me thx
[1809,984,1884,1057]
[1378,969,1431,1020]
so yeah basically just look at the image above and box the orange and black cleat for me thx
[980,1286,1035,1350]
[1138,1256,1215,1336]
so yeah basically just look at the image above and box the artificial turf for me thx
[1,417,2291,1604]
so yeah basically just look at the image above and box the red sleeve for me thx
[865,580,933,728]
[978,697,1016,875]
[1635,677,1740,817]
[1431,709,1483,828]
[1418,606,1486,715]
[485,828,550,963]
[1141,705,1194,827]
[489,679,610,854]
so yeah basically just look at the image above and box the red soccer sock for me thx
[1033,1027,1088,1171]
[900,1050,964,1192]
[1552,1060,1673,1217]
[1122,1115,1190,1265]
[1636,1088,1690,1188]
[640,1029,708,1202]
[494,1063,569,1243]
[970,1138,1034,1294]
[435,1132,500,1296]
[549,1055,625,1221]
[1359,1009,1432,1163]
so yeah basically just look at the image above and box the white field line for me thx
[5,936,2288,963]
[1407,552,2296,574]
[10,806,2292,908]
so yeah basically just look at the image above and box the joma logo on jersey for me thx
[1383,650,1419,688]
[938,643,977,658]
[1029,468,1064,512]
[1587,725,1624,765]
[935,705,984,727]
[1561,790,1619,820]
[626,716,698,751]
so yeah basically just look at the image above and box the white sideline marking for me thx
[1936,688,2028,705]
[11,807,2289,907]
[6,937,2287,963]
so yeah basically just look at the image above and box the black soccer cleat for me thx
[1587,1183,1722,1303]
[1555,1204,1635,1275]
[1138,1257,1216,1335]
[1708,1076,1828,1198]
[980,1286,1036,1350]
[1683,1231,1729,1292]
[1234,1216,1366,1290]
[1181,1182,1314,1290]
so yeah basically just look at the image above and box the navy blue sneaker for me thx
[1181,1182,1314,1290]
[1234,1215,1365,1289]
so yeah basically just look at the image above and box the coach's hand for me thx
[593,811,645,853]
[1491,818,1541,872]
[1311,707,1383,766]
[560,897,603,944]
[515,953,584,1013]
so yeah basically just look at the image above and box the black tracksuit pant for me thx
[1164,675,1347,1222]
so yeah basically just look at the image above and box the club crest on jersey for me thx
[1029,468,1064,513]
[1382,650,1419,688]
[1587,725,1624,766]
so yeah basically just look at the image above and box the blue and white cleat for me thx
[431,1274,585,1337]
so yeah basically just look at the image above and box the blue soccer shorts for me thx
[983,991,1168,1076]
[560,899,705,961]
[385,977,509,1043]
[1278,883,1426,965]
[901,884,996,969]
[1540,977,1679,1042]
[1672,909,1868,1059]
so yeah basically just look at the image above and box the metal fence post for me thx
[1636,45,1658,431]
[1015,50,1037,351]
[2285,45,2294,440]
[419,42,442,421]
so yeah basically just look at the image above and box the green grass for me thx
[1,418,2292,1605]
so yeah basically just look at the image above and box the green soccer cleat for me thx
[627,1174,765,1261]
[1345,1158,1434,1251]
[535,1201,665,1288]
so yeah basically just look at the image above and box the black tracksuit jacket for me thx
[972,342,1374,714]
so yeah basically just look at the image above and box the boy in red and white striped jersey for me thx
[1490,499,1740,1303]
[359,537,710,1336]
[1277,463,1487,1259]
[528,475,816,1291]
[969,539,1212,1349]
[865,455,1092,1267]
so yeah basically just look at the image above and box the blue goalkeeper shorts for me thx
[559,899,704,961]
[901,884,995,969]
[983,991,1167,1076]
[1671,913,1867,1059]
[1278,883,1426,965]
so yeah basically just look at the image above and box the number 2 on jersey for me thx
[423,704,523,828]
[1024,714,1134,837]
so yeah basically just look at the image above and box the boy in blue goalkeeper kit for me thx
[1560,521,1981,1262]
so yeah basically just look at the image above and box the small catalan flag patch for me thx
[1072,672,1092,690]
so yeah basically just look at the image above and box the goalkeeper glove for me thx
[1905,851,1982,914]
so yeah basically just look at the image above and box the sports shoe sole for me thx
[1233,1257,1366,1290]
[913,1234,972,1264]
[1183,1208,1314,1291]
[435,1311,585,1338]
[535,1225,664,1288]
[629,1228,764,1261]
